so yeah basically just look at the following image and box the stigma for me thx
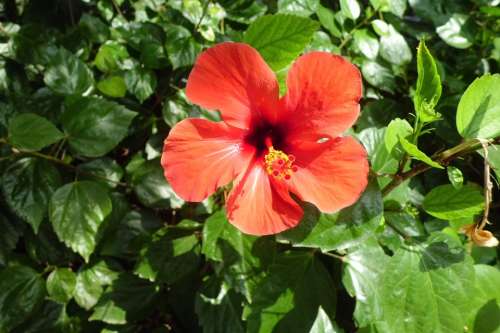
[264,146,298,180]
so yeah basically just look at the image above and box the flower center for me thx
[264,146,298,180]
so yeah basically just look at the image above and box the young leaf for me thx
[49,181,112,262]
[1,158,62,233]
[423,184,484,220]
[414,40,442,123]
[96,75,127,98]
[456,74,500,139]
[94,41,129,73]
[447,166,464,189]
[243,14,319,71]
[62,96,137,157]
[399,137,444,169]
[46,268,77,303]
[74,260,119,310]
[384,118,413,157]
[8,113,64,151]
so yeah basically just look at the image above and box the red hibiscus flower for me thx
[161,42,368,235]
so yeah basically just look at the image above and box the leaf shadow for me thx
[418,241,465,271]
[474,299,500,333]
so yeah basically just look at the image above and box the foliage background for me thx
[0,0,500,332]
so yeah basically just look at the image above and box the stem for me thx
[322,251,345,261]
[478,140,492,230]
[382,138,495,196]
[111,0,125,18]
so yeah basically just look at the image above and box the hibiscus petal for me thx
[226,162,303,235]
[186,42,280,130]
[282,52,362,142]
[288,137,369,213]
[161,118,255,202]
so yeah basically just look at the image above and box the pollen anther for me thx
[264,146,297,180]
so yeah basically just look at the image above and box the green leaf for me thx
[384,118,413,157]
[8,113,64,151]
[89,273,158,325]
[134,228,201,284]
[202,211,276,301]
[124,68,157,103]
[277,0,319,17]
[44,48,94,95]
[414,40,442,122]
[483,144,500,183]
[243,14,319,71]
[195,277,245,333]
[340,0,361,20]
[94,41,129,73]
[472,265,500,333]
[46,268,76,303]
[423,184,484,220]
[11,300,74,333]
[279,180,383,251]
[79,13,109,43]
[309,307,341,333]
[74,260,119,310]
[97,75,127,98]
[371,19,390,36]
[447,166,464,189]
[361,60,396,93]
[358,127,399,173]
[342,241,390,326]
[375,237,478,333]
[316,4,342,38]
[379,24,412,66]
[49,181,112,261]
[245,251,336,333]
[128,157,183,209]
[62,96,137,157]
[0,265,46,332]
[353,29,379,59]
[78,157,124,188]
[456,74,500,139]
[399,137,444,169]
[1,157,62,233]
[0,213,22,265]
[436,14,473,49]
[164,24,202,69]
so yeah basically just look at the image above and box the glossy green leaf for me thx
[423,184,484,220]
[358,127,399,173]
[243,14,319,71]
[245,251,337,333]
[74,260,119,310]
[316,4,342,38]
[195,277,245,333]
[309,307,341,333]
[62,96,137,157]
[456,74,500,139]
[385,118,413,157]
[342,241,390,326]
[447,166,464,189]
[399,137,444,169]
[414,40,442,123]
[375,237,478,333]
[44,48,94,95]
[8,113,64,151]
[78,157,124,188]
[164,25,202,69]
[436,14,473,49]
[135,228,201,284]
[46,268,76,303]
[1,157,62,233]
[353,29,379,59]
[279,180,383,251]
[89,273,158,324]
[340,0,361,20]
[94,42,129,73]
[49,181,112,261]
[97,75,127,98]
[0,265,46,332]
[277,0,319,17]
[379,24,412,66]
[361,60,396,93]
[0,213,22,265]
[124,67,157,103]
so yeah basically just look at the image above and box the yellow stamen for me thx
[264,146,297,180]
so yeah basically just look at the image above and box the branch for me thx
[382,138,499,196]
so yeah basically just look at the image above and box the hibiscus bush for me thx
[1,0,500,332]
